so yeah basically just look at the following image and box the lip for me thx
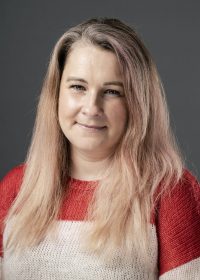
[76,122,107,130]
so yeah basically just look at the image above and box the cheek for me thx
[58,93,78,121]
[58,94,72,133]
[58,95,66,126]
[108,102,128,130]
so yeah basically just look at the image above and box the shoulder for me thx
[156,168,200,277]
[158,168,200,217]
[0,163,26,209]
[1,163,25,183]
[0,164,25,257]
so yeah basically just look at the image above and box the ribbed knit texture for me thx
[0,164,200,279]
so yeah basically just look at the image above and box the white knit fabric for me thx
[160,257,200,280]
[0,257,2,280]
[2,221,158,280]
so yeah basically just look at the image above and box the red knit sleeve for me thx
[0,164,25,257]
[156,169,200,277]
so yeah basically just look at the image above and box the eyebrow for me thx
[66,77,124,88]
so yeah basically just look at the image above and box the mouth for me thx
[76,122,107,130]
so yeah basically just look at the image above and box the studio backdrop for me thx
[0,0,199,179]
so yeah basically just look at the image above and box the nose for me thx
[82,92,103,117]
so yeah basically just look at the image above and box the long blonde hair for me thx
[5,17,184,262]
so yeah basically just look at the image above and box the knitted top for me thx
[0,164,200,279]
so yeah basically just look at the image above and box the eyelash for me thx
[69,85,122,96]
[70,85,85,91]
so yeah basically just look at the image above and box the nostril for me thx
[81,105,103,117]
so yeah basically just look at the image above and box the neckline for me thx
[68,176,99,183]
[67,176,99,191]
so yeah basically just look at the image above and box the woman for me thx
[0,17,200,279]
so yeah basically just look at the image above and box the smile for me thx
[76,122,107,130]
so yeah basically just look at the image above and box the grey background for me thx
[0,1,199,180]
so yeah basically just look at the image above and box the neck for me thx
[70,148,111,181]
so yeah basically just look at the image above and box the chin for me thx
[73,142,107,153]
[78,144,103,152]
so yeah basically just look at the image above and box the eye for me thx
[70,85,85,91]
[104,89,122,97]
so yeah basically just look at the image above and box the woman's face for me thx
[58,42,128,159]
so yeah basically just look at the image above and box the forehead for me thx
[63,41,123,79]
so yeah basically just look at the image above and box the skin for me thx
[58,41,128,180]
